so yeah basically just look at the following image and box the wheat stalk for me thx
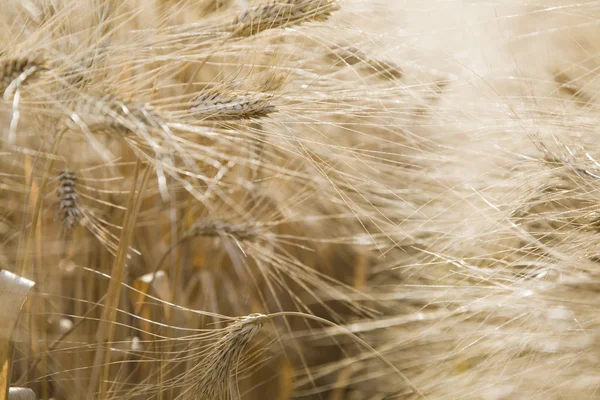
[231,0,340,37]
[88,162,152,399]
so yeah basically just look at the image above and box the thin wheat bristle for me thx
[57,169,81,231]
[186,220,262,241]
[190,91,276,120]
[231,0,340,37]
[0,56,44,94]
[192,313,267,399]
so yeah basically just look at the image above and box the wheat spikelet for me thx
[150,219,263,282]
[231,0,340,37]
[329,44,403,80]
[329,44,364,65]
[186,219,262,241]
[70,94,160,135]
[0,56,44,95]
[190,91,276,120]
[192,313,267,399]
[554,70,592,105]
[57,170,81,231]
[198,0,233,14]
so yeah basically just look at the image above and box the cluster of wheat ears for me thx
[2,0,600,399]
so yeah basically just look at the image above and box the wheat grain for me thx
[190,91,276,120]
[231,0,340,37]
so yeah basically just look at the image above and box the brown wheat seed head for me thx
[0,56,45,94]
[328,44,404,80]
[191,313,268,399]
[70,94,161,135]
[57,169,81,231]
[186,220,262,241]
[231,0,340,37]
[190,91,277,120]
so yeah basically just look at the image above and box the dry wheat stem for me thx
[88,161,151,400]
[17,128,68,277]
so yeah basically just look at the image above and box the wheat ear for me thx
[231,0,340,37]
[156,220,262,270]
[190,91,276,120]
[191,313,268,399]
[329,44,403,80]
[70,94,161,135]
[187,310,425,399]
[57,170,81,231]
[141,220,264,312]
[0,56,45,96]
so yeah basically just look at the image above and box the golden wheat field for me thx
[1,0,600,399]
